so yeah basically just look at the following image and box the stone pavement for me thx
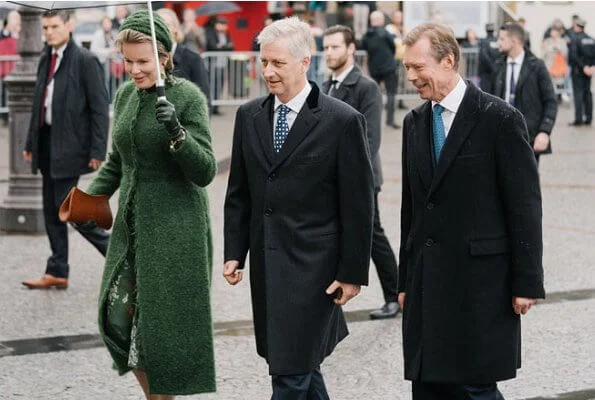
[0,102,594,399]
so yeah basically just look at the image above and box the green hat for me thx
[120,9,173,52]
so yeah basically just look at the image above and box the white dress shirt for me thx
[330,64,355,91]
[273,82,312,133]
[45,43,67,126]
[505,51,525,104]
[431,76,467,137]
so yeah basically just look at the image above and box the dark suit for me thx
[224,83,374,379]
[173,44,211,113]
[490,51,557,159]
[322,66,398,303]
[399,82,544,395]
[24,40,110,278]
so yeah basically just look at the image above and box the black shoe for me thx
[386,122,401,129]
[398,101,407,110]
[212,108,224,116]
[584,120,592,126]
[369,302,400,319]
[568,121,584,126]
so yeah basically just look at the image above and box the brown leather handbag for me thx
[58,187,113,230]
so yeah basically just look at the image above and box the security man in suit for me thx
[491,22,558,166]
[568,17,594,126]
[323,25,399,319]
[22,10,110,289]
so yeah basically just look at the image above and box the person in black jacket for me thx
[22,10,110,289]
[490,22,558,166]
[205,16,234,115]
[478,23,500,91]
[568,17,594,126]
[362,10,400,129]
[323,25,399,319]
[157,8,211,114]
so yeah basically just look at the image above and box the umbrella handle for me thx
[156,86,166,100]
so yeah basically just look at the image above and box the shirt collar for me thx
[332,64,355,85]
[432,75,466,114]
[53,42,68,58]
[507,50,525,66]
[172,42,178,55]
[274,81,312,114]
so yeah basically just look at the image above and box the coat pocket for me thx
[469,237,510,256]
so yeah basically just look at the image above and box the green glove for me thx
[155,98,182,139]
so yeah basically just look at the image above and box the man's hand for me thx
[533,132,549,153]
[23,151,32,162]
[512,296,536,315]
[89,159,103,170]
[223,260,243,285]
[325,280,360,305]
[583,65,593,76]
[398,292,406,310]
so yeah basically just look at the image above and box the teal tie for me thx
[433,104,446,162]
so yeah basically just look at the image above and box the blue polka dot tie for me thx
[274,104,290,153]
[433,104,446,162]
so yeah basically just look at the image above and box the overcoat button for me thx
[264,208,273,216]
[425,238,434,247]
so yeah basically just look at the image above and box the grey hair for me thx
[257,17,313,60]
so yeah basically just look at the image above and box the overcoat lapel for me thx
[413,102,433,192]
[272,84,321,169]
[514,57,532,95]
[428,83,480,195]
[253,94,275,165]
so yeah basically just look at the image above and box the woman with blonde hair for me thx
[86,9,216,399]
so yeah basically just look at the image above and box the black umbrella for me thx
[194,1,240,17]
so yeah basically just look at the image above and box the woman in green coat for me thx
[86,11,216,399]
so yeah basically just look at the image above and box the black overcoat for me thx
[398,83,545,383]
[322,65,384,189]
[25,39,109,179]
[490,51,557,154]
[224,83,374,375]
[173,44,211,112]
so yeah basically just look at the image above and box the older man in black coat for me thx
[224,17,374,399]
[22,10,109,289]
[399,23,544,400]
[491,22,558,165]
[323,25,399,320]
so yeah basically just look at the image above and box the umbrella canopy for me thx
[3,1,144,10]
[195,1,240,17]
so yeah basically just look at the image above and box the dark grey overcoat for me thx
[398,82,545,383]
[224,83,374,375]
[322,65,384,189]
[25,39,109,179]
[490,51,557,154]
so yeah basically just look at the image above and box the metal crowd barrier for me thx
[1,48,570,114]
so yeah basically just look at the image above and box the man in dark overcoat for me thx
[22,10,109,289]
[398,23,545,399]
[323,25,399,320]
[490,22,558,166]
[223,17,374,399]
[156,8,211,113]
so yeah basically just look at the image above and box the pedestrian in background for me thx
[205,16,234,115]
[156,7,211,114]
[22,10,109,290]
[181,8,206,53]
[224,17,374,399]
[568,17,594,126]
[491,22,558,166]
[323,25,399,320]
[90,15,118,101]
[385,9,408,110]
[86,10,217,399]
[542,24,569,100]
[478,22,499,91]
[362,10,400,129]
[0,9,20,39]
[111,5,128,30]
[399,22,544,399]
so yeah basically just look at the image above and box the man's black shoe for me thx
[568,121,584,126]
[369,302,400,319]
[386,123,401,129]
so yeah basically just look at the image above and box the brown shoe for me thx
[22,274,68,290]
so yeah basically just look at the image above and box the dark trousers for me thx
[271,368,329,400]
[572,72,592,123]
[372,71,397,125]
[39,125,110,278]
[371,190,398,302]
[413,381,505,400]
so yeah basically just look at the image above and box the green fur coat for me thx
[87,77,217,395]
